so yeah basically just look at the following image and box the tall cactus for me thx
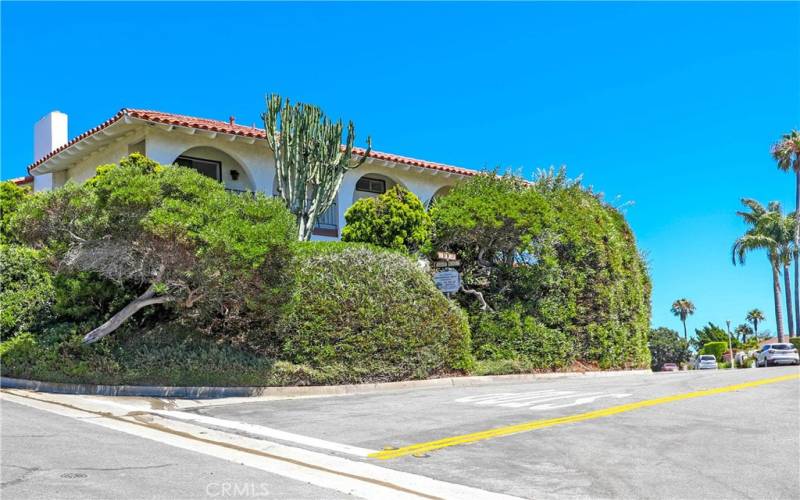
[262,94,371,241]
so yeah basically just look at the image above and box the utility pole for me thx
[725,320,735,369]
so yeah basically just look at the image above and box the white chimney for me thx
[33,111,68,192]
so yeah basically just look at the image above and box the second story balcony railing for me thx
[224,187,338,235]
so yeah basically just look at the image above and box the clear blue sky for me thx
[2,2,799,339]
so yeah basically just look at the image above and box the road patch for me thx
[372,373,800,460]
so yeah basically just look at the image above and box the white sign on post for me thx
[433,269,461,294]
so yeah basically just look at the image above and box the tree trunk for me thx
[82,286,174,344]
[459,285,493,312]
[795,170,800,336]
[784,263,795,337]
[771,262,786,343]
[682,319,687,341]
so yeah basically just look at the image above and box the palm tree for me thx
[776,211,796,337]
[746,308,765,340]
[735,323,754,343]
[772,130,800,336]
[733,199,786,342]
[671,298,695,341]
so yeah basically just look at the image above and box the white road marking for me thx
[84,397,375,457]
[2,390,521,500]
[455,390,632,410]
[527,393,631,411]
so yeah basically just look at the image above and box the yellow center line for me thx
[369,373,800,460]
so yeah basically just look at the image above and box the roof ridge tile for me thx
[28,108,477,177]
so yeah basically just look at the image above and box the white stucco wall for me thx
[52,123,466,240]
[63,140,130,185]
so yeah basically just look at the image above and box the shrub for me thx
[51,272,138,325]
[470,306,573,369]
[0,332,42,374]
[0,245,54,339]
[789,338,800,351]
[0,180,29,244]
[692,322,739,351]
[342,185,432,253]
[276,243,474,382]
[701,341,729,361]
[11,154,296,344]
[431,168,651,370]
[648,327,691,371]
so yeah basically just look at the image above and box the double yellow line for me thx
[370,373,800,460]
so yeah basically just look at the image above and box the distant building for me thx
[7,175,33,189]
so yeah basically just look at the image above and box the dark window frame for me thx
[356,176,387,194]
[176,155,222,182]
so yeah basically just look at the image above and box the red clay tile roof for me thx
[8,175,34,186]
[28,108,478,177]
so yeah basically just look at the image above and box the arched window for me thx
[172,146,253,193]
[352,173,403,204]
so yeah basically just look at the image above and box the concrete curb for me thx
[1,369,652,400]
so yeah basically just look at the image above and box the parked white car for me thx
[693,355,718,370]
[756,343,800,367]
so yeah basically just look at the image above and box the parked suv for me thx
[756,343,800,367]
[693,355,718,370]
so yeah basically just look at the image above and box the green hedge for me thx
[470,306,573,370]
[0,245,54,339]
[430,171,651,370]
[1,242,475,386]
[701,341,728,361]
[276,243,474,382]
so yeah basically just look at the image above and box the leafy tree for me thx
[647,327,690,371]
[429,172,551,311]
[732,199,788,342]
[262,94,371,241]
[431,168,651,369]
[772,130,800,335]
[12,154,296,344]
[670,298,695,341]
[746,308,765,339]
[734,323,754,343]
[692,322,739,352]
[0,181,29,244]
[342,185,432,253]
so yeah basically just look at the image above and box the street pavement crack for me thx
[72,463,177,472]
[1,465,40,488]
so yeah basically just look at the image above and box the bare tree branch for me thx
[460,285,493,312]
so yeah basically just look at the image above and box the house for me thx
[8,176,33,189]
[26,109,479,239]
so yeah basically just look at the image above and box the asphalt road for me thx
[0,400,348,500]
[2,366,799,499]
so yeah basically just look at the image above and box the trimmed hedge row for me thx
[275,243,474,382]
[701,341,728,361]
